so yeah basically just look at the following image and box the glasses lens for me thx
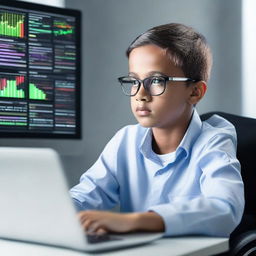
[119,77,139,96]
[146,77,166,95]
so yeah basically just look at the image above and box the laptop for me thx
[0,147,163,252]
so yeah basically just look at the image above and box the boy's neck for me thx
[152,111,193,155]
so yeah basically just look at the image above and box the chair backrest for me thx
[200,112,256,215]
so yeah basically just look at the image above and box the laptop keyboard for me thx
[86,233,122,244]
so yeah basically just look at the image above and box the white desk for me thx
[0,236,228,256]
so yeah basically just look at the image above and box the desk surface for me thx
[0,236,228,256]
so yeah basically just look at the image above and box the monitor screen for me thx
[0,0,81,138]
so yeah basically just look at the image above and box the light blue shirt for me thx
[70,110,244,237]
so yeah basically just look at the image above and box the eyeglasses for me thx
[118,75,196,96]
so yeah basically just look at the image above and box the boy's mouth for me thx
[136,106,151,116]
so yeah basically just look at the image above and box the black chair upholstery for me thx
[200,112,256,256]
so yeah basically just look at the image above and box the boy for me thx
[70,23,244,236]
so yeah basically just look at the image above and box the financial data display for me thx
[0,1,81,138]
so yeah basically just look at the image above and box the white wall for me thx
[242,0,256,117]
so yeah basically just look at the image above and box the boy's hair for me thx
[126,23,212,82]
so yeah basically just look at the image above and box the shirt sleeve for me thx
[148,133,244,237]
[69,131,122,211]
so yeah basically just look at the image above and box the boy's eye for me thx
[152,78,160,84]
[151,77,164,85]
[132,80,139,86]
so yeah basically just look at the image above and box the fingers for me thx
[78,211,105,233]
[83,219,94,231]
[87,220,101,233]
[84,220,107,235]
[96,228,107,235]
[77,211,130,234]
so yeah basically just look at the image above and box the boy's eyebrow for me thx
[128,72,137,77]
[128,71,167,77]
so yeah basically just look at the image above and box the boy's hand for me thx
[78,210,137,234]
[78,210,165,234]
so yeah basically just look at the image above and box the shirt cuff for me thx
[71,198,84,212]
[148,204,185,236]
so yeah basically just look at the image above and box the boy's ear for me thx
[188,81,207,105]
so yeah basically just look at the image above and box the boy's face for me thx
[129,44,196,129]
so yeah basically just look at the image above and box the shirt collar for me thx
[178,109,202,158]
[139,128,155,161]
[139,109,202,164]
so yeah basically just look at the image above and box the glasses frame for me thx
[118,75,197,96]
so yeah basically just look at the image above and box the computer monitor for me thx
[0,0,81,138]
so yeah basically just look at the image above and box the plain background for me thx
[1,0,242,187]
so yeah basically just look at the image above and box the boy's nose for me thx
[135,84,151,102]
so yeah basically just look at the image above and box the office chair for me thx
[200,112,256,256]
